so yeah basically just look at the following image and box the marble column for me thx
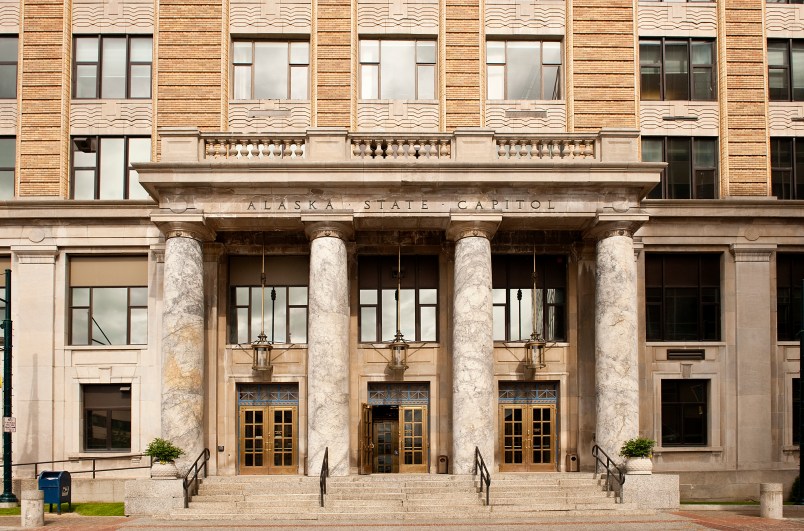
[594,226,640,461]
[159,222,213,469]
[448,216,500,474]
[304,217,352,476]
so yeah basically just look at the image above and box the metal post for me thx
[0,269,16,503]
[798,280,804,504]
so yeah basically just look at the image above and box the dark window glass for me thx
[0,137,14,199]
[71,136,151,200]
[83,385,131,451]
[642,137,718,199]
[492,255,567,342]
[771,138,804,200]
[73,36,152,99]
[646,254,721,341]
[639,38,715,101]
[769,40,804,102]
[0,36,17,99]
[358,255,438,343]
[661,379,708,447]
[777,253,804,342]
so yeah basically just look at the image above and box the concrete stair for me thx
[166,472,650,521]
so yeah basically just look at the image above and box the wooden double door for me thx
[239,405,297,475]
[499,404,556,472]
[359,404,428,474]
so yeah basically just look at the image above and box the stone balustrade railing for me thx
[160,127,638,165]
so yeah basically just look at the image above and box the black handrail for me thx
[12,454,151,478]
[591,444,625,504]
[319,447,329,508]
[182,448,211,509]
[473,446,491,506]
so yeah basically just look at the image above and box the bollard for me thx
[21,489,44,528]
[760,483,783,520]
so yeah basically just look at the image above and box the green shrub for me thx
[143,437,184,463]
[619,437,656,458]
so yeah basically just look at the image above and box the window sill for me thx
[71,451,139,458]
[494,341,569,348]
[653,446,722,455]
[358,342,440,348]
[783,445,800,453]
[358,99,439,104]
[646,341,725,347]
[71,98,153,103]
[68,345,147,350]
[778,341,802,346]
[226,343,307,349]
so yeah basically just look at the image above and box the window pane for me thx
[254,42,288,99]
[419,288,437,305]
[73,170,96,199]
[130,37,152,62]
[76,37,99,62]
[667,138,692,199]
[420,306,436,341]
[101,38,127,98]
[233,42,252,64]
[543,65,560,100]
[130,286,147,306]
[0,65,15,99]
[360,307,377,342]
[399,288,415,339]
[289,307,307,343]
[0,37,17,62]
[0,171,12,199]
[130,307,147,344]
[640,41,662,101]
[110,410,132,450]
[508,288,533,341]
[92,287,128,345]
[417,41,436,64]
[493,305,506,341]
[360,289,377,305]
[129,65,151,99]
[73,286,90,307]
[76,65,98,98]
[99,138,125,199]
[381,289,397,340]
[695,169,716,199]
[381,41,416,99]
[417,65,435,99]
[692,67,714,100]
[72,307,89,345]
[0,138,14,168]
[360,40,380,63]
[488,65,504,100]
[793,43,804,100]
[694,138,716,167]
[288,286,307,305]
[361,65,378,99]
[128,137,151,200]
[487,41,505,64]
[86,410,109,449]
[290,66,308,100]
[268,286,287,342]
[542,42,561,65]
[664,41,690,100]
[234,65,252,100]
[691,41,713,65]
[289,42,309,65]
[507,41,540,99]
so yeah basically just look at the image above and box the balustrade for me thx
[350,136,452,160]
[203,137,305,160]
[495,136,596,160]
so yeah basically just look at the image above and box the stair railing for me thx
[319,447,329,508]
[473,446,491,506]
[183,448,211,508]
[591,444,625,504]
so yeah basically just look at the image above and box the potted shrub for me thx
[619,437,655,475]
[144,437,185,479]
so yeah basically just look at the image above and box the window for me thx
[74,36,152,99]
[71,136,150,200]
[646,254,720,342]
[771,138,804,199]
[359,255,438,343]
[0,36,17,99]
[642,137,718,199]
[768,0,804,3]
[661,379,708,446]
[83,385,131,451]
[359,40,436,100]
[492,255,567,342]
[0,137,13,199]
[794,378,801,446]
[69,256,148,346]
[232,41,309,100]
[777,253,804,342]
[640,39,716,101]
[486,41,561,100]
[229,256,309,344]
[769,40,804,101]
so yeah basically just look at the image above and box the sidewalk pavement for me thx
[0,508,803,531]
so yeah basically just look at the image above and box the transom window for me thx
[646,253,720,342]
[359,255,438,343]
[640,38,716,101]
[0,36,17,99]
[486,41,561,100]
[642,137,718,199]
[777,253,804,342]
[0,137,13,199]
[661,379,708,447]
[83,384,131,451]
[232,41,309,100]
[73,36,152,99]
[771,138,804,200]
[69,256,148,346]
[492,255,567,342]
[71,136,151,200]
[359,40,436,100]
[769,40,804,101]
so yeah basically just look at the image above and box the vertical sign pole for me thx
[0,269,16,503]
[799,280,804,504]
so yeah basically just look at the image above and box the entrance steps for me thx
[166,472,652,521]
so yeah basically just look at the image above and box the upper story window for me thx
[232,41,309,100]
[771,138,804,200]
[359,255,438,343]
[0,36,17,99]
[0,137,13,199]
[229,255,309,345]
[769,40,804,101]
[642,137,718,199]
[74,35,152,99]
[359,40,436,100]
[767,0,804,4]
[640,38,716,101]
[777,253,803,342]
[486,40,561,100]
[492,255,567,342]
[646,253,721,342]
[71,136,151,200]
[69,256,148,346]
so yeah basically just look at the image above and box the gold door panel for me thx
[399,406,428,473]
[239,406,297,475]
[499,404,556,472]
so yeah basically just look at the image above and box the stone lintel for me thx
[447,213,502,241]
[729,243,776,262]
[151,213,216,242]
[585,213,649,241]
[302,212,355,240]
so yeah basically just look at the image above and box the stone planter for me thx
[624,456,653,475]
[150,461,180,479]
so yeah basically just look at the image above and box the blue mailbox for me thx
[38,471,71,514]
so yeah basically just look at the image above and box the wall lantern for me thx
[524,249,546,375]
[252,236,273,375]
[388,245,409,373]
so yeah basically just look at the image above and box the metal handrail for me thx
[319,447,329,508]
[591,444,625,504]
[12,454,152,478]
[182,448,211,509]
[473,446,491,506]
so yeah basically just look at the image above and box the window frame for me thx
[486,39,562,101]
[771,138,804,200]
[0,136,14,200]
[660,379,709,447]
[231,40,310,101]
[72,35,153,100]
[83,384,132,452]
[645,253,721,342]
[359,39,437,101]
[768,39,804,102]
[642,136,719,199]
[70,135,151,200]
[639,38,716,101]
[0,36,17,100]
[777,253,804,342]
[229,284,309,344]
[69,286,148,346]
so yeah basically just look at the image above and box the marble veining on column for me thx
[594,234,639,461]
[161,236,205,468]
[452,236,495,474]
[307,236,350,476]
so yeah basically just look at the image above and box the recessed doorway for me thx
[237,383,299,475]
[498,381,558,472]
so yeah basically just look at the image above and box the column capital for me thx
[729,243,776,262]
[447,213,502,242]
[585,213,648,241]
[302,213,354,241]
[11,245,59,264]
[151,213,216,242]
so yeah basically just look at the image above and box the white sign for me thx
[2,417,15,433]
